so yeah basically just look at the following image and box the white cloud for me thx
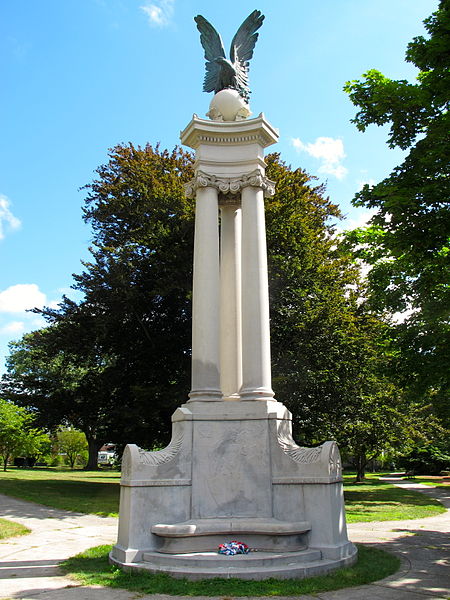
[0,194,21,240]
[0,284,47,313]
[356,178,376,191]
[141,0,174,26]
[292,137,348,180]
[0,321,25,335]
[48,299,61,309]
[31,316,47,329]
[341,210,376,232]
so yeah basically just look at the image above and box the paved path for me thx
[0,478,449,600]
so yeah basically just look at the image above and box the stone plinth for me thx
[111,401,356,578]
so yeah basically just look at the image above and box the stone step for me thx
[132,552,354,580]
[142,548,322,569]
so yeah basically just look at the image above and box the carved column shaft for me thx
[185,170,275,402]
[240,184,275,401]
[189,185,221,401]
[220,202,242,399]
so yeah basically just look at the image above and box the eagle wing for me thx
[194,15,226,93]
[229,10,264,97]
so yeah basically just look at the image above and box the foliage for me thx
[0,145,195,459]
[0,398,50,471]
[56,428,88,469]
[2,327,118,470]
[399,442,450,475]
[0,145,432,467]
[343,1,450,421]
[342,390,445,481]
[61,543,399,596]
[264,156,425,474]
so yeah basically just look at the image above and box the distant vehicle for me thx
[98,451,115,465]
[98,447,115,465]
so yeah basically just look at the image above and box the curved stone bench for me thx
[151,518,311,553]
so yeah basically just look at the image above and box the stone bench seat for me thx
[151,518,311,538]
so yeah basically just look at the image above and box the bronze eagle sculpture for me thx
[194,10,264,103]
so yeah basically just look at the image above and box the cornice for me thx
[180,114,279,150]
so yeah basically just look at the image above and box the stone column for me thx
[240,176,276,401]
[219,200,242,400]
[188,184,221,401]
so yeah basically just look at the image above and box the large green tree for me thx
[1,145,420,471]
[344,0,450,422]
[2,145,195,459]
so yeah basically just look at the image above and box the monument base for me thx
[110,547,357,581]
[111,400,357,580]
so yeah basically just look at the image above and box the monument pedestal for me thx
[111,112,357,579]
[111,401,356,579]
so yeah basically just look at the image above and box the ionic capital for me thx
[184,169,276,199]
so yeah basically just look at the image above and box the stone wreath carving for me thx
[328,442,342,477]
[185,169,276,199]
[137,429,184,467]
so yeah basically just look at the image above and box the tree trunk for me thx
[2,453,9,472]
[84,435,101,470]
[355,452,367,482]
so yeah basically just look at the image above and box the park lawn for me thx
[0,468,445,521]
[61,543,399,596]
[0,517,30,539]
[343,476,446,522]
[0,468,120,517]
[403,477,450,487]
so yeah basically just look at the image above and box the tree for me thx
[343,1,450,422]
[56,428,88,469]
[1,145,422,469]
[1,145,195,459]
[265,155,398,458]
[0,398,49,471]
[2,325,121,470]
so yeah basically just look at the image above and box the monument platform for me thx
[110,401,357,579]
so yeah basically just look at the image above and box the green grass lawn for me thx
[403,476,450,488]
[61,543,399,596]
[0,517,30,539]
[0,467,120,517]
[342,474,446,522]
[0,467,445,521]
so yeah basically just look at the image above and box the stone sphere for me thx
[208,89,251,122]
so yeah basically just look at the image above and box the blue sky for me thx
[0,0,438,373]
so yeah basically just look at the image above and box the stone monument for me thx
[110,11,357,579]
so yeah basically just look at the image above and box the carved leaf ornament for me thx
[185,170,276,199]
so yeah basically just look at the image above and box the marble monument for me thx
[110,11,357,580]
